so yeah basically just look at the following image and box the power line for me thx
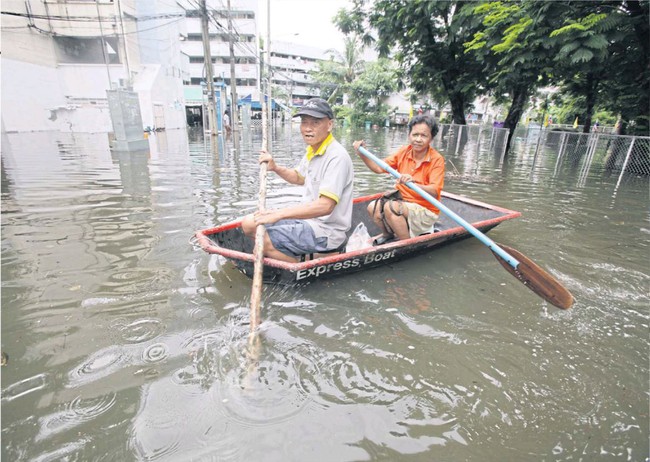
[1,10,186,22]
[21,17,185,39]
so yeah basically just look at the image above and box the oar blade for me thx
[492,244,574,310]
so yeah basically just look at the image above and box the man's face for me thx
[300,115,333,148]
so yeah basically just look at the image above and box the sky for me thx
[258,0,352,51]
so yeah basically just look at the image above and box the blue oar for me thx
[358,146,574,309]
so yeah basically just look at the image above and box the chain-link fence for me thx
[434,123,510,162]
[527,129,650,186]
[433,124,649,185]
[431,124,510,161]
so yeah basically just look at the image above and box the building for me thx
[179,1,326,125]
[1,0,333,134]
[268,41,326,109]
[178,0,259,126]
[1,0,188,134]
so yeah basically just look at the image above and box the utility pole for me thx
[266,0,272,138]
[116,0,131,86]
[227,0,239,134]
[200,0,218,136]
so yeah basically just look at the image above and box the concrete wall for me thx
[134,65,186,130]
[1,56,127,133]
[1,0,187,134]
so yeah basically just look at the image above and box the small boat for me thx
[194,191,521,285]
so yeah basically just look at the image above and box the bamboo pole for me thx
[249,78,269,332]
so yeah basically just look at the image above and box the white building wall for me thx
[1,0,187,134]
[134,65,187,130]
[269,41,326,104]
[2,59,67,132]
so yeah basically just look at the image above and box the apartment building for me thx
[179,0,328,123]
[268,41,327,109]
[178,0,259,125]
[1,0,328,133]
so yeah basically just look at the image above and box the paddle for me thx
[357,146,574,310]
[249,91,270,331]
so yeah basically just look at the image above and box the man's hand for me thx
[253,209,283,225]
[259,149,276,171]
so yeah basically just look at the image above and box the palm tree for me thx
[319,35,365,104]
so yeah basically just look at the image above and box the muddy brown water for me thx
[2,126,648,461]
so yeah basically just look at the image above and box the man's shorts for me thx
[265,219,329,258]
[403,202,439,238]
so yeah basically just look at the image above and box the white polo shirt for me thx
[295,137,354,250]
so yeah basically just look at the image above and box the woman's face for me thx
[408,122,433,155]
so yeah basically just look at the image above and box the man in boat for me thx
[353,114,444,245]
[241,98,354,262]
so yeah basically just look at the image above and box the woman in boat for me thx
[241,98,354,262]
[353,114,444,245]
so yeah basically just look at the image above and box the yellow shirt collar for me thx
[305,133,334,161]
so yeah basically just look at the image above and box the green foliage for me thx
[492,18,533,54]
[335,0,485,124]
[310,36,365,105]
[463,0,648,138]
[345,58,400,127]
[549,13,607,37]
[331,0,648,137]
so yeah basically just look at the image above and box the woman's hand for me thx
[352,140,365,154]
[398,173,413,184]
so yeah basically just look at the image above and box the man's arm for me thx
[260,149,305,185]
[252,196,335,225]
[270,164,305,185]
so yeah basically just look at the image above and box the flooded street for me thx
[2,126,648,461]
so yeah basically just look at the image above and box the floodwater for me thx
[1,125,648,461]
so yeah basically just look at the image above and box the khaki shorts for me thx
[403,202,439,237]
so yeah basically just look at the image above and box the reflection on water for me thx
[1,127,648,461]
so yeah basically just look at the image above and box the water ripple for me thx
[67,346,126,388]
[1,373,49,403]
[114,318,165,344]
[142,343,169,363]
[35,393,117,442]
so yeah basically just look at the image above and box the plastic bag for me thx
[346,222,372,252]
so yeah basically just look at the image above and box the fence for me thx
[432,124,649,185]
[434,123,510,163]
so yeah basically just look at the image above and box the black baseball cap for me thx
[295,98,334,119]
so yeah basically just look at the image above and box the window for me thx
[54,36,120,64]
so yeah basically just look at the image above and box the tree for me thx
[466,0,649,145]
[465,1,564,152]
[311,36,365,105]
[596,0,649,135]
[548,1,650,134]
[335,0,485,125]
[345,58,401,126]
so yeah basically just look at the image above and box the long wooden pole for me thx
[249,88,269,332]
[251,112,268,333]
